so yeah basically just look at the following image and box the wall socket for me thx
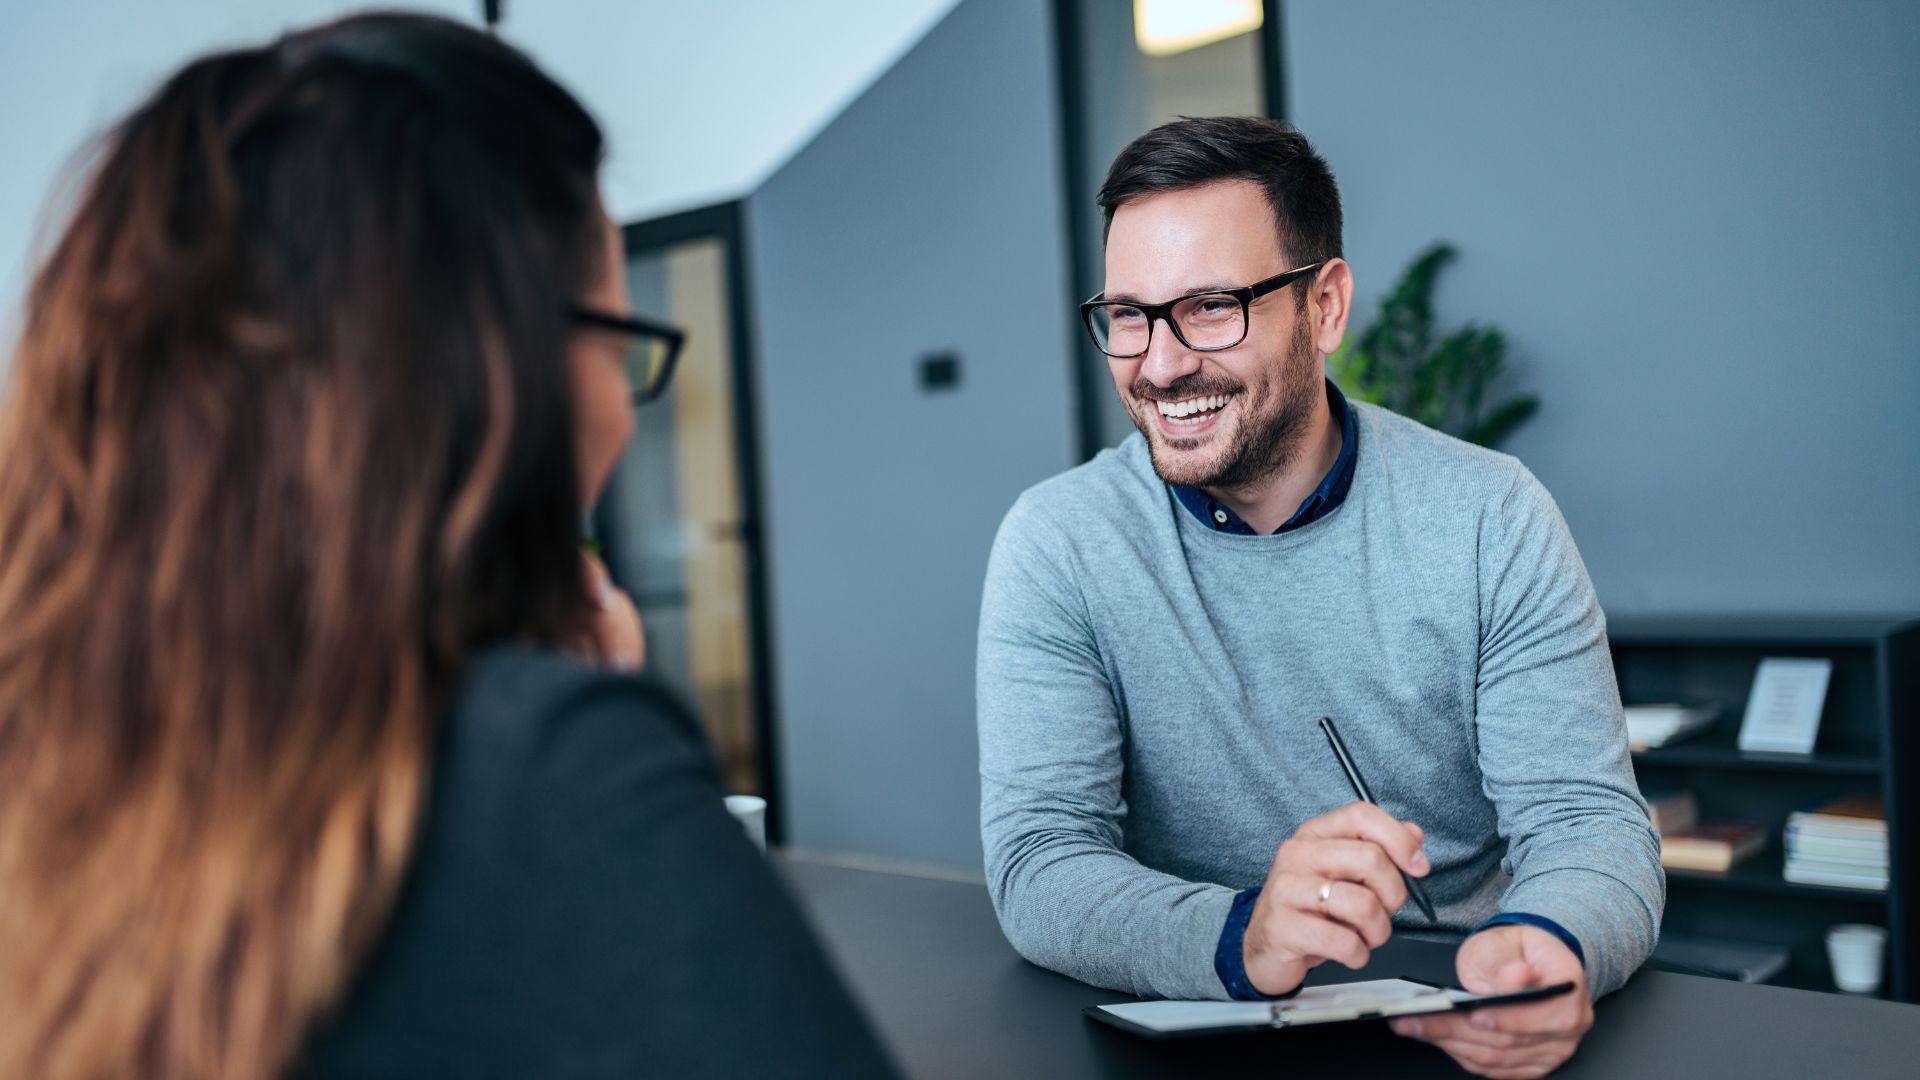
[918,352,961,392]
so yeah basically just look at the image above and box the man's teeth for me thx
[1157,394,1231,420]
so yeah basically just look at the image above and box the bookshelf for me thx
[1611,616,1918,1001]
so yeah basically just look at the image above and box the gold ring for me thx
[1319,880,1333,913]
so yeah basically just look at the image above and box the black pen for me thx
[1317,716,1439,924]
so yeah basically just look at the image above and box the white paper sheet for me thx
[1096,978,1459,1033]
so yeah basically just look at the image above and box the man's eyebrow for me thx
[1101,283,1241,304]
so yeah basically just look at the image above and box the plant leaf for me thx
[1340,241,1535,448]
[1467,397,1539,449]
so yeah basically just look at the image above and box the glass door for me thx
[594,207,770,805]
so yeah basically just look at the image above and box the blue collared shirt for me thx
[1186,382,1585,999]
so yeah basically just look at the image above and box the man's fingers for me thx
[1393,1010,1563,1049]
[1457,929,1528,993]
[1297,802,1429,876]
[1436,1040,1567,1080]
[1426,1037,1572,1080]
[1443,1022,1543,1053]
[1278,909,1371,970]
[1460,955,1535,997]
[1423,1020,1555,1052]
[1275,873,1395,948]
[1325,882,1394,948]
[1293,839,1410,914]
[1395,1011,1482,1044]
[1496,960,1535,992]
[1403,931,1588,1080]
[1470,997,1591,1039]
[1253,805,1449,985]
[1393,1016,1575,1080]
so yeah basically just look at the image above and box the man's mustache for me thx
[1129,377,1244,402]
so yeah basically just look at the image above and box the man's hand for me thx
[1242,802,1429,995]
[1389,924,1592,1079]
[579,550,645,671]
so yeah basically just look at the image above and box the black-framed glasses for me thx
[569,306,686,404]
[1079,263,1321,359]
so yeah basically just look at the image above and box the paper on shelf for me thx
[1624,704,1717,749]
[1736,658,1832,754]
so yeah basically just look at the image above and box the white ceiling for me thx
[0,0,962,334]
[501,0,964,222]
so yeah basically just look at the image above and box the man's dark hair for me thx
[1097,116,1343,282]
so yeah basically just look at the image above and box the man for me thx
[977,117,1662,1079]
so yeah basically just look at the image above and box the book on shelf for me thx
[1783,795,1887,891]
[1781,858,1888,891]
[1785,832,1889,862]
[1642,787,1698,837]
[1787,795,1887,838]
[1624,703,1718,750]
[1660,822,1768,873]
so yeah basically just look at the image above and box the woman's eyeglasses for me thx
[569,306,686,404]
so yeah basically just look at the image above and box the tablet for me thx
[1085,978,1576,1039]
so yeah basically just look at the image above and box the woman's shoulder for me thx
[453,643,702,746]
[443,644,713,796]
[308,646,898,1077]
[417,644,732,881]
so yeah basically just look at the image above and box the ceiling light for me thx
[1134,0,1263,58]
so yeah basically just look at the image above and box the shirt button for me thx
[1213,509,1229,525]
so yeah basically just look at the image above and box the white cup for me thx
[724,795,768,852]
[1826,923,1887,994]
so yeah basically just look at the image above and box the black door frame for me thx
[604,199,786,844]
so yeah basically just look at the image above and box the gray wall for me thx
[1286,0,1920,615]
[743,0,1920,872]
[746,0,1077,873]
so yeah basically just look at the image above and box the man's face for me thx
[1102,179,1323,490]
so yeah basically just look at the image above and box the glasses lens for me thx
[1088,304,1150,357]
[1172,293,1246,350]
[628,335,675,401]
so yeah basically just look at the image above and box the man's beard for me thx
[1131,317,1323,490]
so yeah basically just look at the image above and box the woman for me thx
[0,14,893,1079]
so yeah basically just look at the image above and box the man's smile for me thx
[1151,392,1235,436]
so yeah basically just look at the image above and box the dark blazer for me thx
[303,645,896,1078]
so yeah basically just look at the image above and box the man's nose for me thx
[1139,317,1201,387]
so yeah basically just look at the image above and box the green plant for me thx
[1328,242,1537,449]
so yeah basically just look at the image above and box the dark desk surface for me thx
[781,854,1920,1080]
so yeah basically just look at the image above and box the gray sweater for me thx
[976,402,1662,1002]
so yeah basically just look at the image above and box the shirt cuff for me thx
[1213,887,1302,1001]
[1471,912,1587,967]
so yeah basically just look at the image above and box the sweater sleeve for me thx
[1473,467,1665,997]
[977,494,1238,1001]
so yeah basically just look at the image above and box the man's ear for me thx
[1308,257,1355,358]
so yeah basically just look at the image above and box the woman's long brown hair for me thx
[0,15,606,1077]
